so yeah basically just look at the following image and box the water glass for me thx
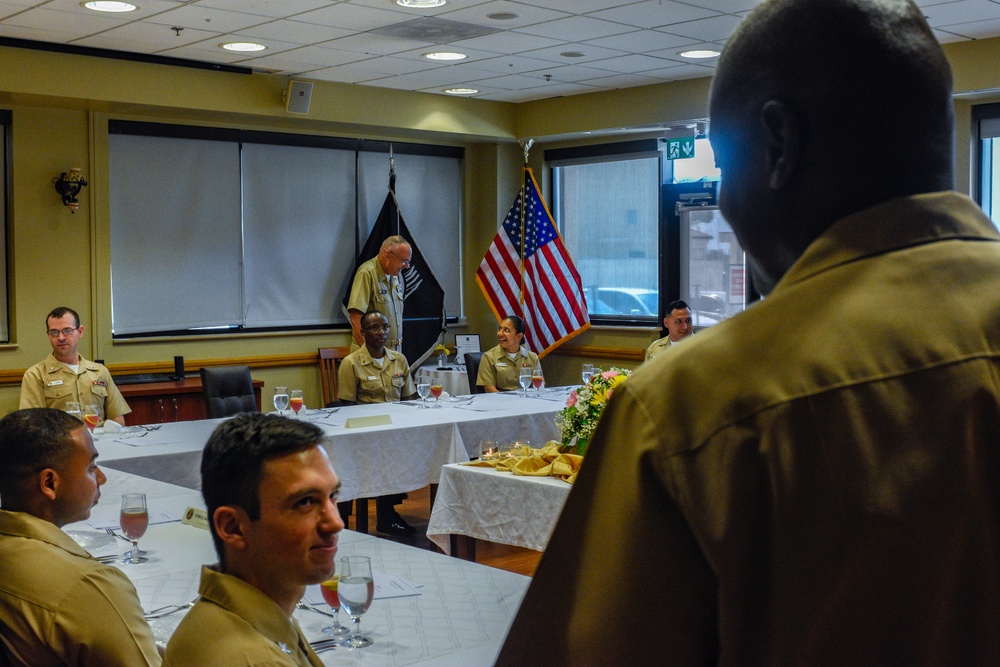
[65,401,82,422]
[338,556,374,648]
[273,386,289,415]
[581,363,594,385]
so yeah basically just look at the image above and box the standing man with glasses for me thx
[20,307,130,426]
[347,235,411,355]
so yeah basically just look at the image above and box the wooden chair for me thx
[318,346,352,407]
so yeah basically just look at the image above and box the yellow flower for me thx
[433,344,449,355]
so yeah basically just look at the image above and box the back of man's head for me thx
[201,413,325,559]
[713,0,953,198]
[0,408,81,503]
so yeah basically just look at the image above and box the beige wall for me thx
[0,35,997,415]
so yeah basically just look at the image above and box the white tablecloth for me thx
[426,463,572,555]
[414,367,470,397]
[65,469,529,666]
[95,392,565,503]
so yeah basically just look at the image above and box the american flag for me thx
[475,168,590,357]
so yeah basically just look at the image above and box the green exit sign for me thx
[666,137,695,160]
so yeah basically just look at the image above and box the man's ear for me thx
[38,468,59,501]
[760,100,800,190]
[213,506,250,552]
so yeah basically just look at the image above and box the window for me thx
[549,137,743,327]
[974,103,1000,229]
[550,140,661,324]
[107,122,462,337]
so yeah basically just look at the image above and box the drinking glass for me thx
[430,383,444,406]
[82,404,100,432]
[531,367,544,392]
[273,387,289,415]
[581,363,594,385]
[65,401,82,422]
[416,382,431,408]
[338,556,374,648]
[518,367,532,397]
[479,439,498,461]
[120,493,149,564]
[289,389,304,415]
[320,575,351,637]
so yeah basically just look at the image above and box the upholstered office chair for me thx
[318,346,352,407]
[464,352,485,395]
[200,365,257,419]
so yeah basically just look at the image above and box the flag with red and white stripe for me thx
[475,168,589,357]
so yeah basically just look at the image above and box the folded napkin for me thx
[463,441,583,483]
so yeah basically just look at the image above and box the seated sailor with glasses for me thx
[19,306,131,426]
[338,310,418,536]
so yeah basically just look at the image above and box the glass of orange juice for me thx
[82,404,100,431]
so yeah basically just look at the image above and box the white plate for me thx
[65,529,117,552]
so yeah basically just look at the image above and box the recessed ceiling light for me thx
[82,1,137,11]
[679,49,721,59]
[560,51,586,58]
[221,42,267,52]
[486,12,519,20]
[444,87,478,95]
[396,0,447,7]
[424,51,467,61]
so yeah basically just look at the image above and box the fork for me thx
[309,638,340,654]
[105,528,130,543]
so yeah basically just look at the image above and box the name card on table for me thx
[345,414,393,428]
[182,507,210,530]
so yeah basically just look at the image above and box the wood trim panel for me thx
[547,344,644,362]
[0,352,322,387]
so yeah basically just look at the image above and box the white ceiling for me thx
[1,0,998,103]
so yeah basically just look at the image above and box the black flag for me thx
[342,170,446,367]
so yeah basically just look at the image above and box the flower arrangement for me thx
[555,367,632,456]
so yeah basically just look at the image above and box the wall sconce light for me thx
[53,168,88,213]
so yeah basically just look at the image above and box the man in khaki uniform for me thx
[643,299,693,362]
[339,311,417,405]
[20,306,130,425]
[499,1,1000,664]
[347,235,410,354]
[164,414,344,666]
[338,311,417,535]
[0,408,160,666]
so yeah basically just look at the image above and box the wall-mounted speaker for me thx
[285,80,313,114]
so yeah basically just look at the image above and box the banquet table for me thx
[426,463,572,559]
[414,366,471,397]
[65,468,529,666]
[94,390,566,534]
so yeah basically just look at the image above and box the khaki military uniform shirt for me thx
[19,353,131,422]
[164,566,322,667]
[338,345,415,403]
[643,336,673,362]
[347,257,404,353]
[0,510,160,666]
[476,345,538,392]
[500,192,1000,666]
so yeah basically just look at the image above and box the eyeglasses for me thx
[364,324,391,332]
[47,327,79,338]
[388,249,411,267]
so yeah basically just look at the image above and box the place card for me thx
[181,507,210,530]
[344,414,392,428]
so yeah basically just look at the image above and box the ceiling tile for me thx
[235,19,354,45]
[588,0,722,30]
[514,15,635,41]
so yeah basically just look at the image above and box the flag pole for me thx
[518,139,534,305]
[389,143,399,236]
